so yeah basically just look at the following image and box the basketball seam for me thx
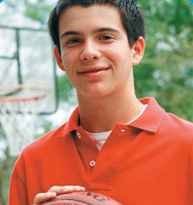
[50,198,96,205]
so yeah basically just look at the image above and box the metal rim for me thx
[0,84,50,102]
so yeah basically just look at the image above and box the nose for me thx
[80,39,101,61]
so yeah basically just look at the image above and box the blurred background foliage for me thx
[0,0,193,204]
[135,0,193,121]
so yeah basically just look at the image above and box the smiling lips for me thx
[77,67,110,78]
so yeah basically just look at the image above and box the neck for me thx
[77,89,144,133]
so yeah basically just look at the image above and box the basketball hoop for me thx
[0,84,50,156]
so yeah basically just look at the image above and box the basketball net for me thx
[0,85,49,156]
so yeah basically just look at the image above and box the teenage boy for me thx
[9,0,193,205]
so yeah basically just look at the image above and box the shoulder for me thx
[13,122,70,172]
[164,112,193,131]
[15,106,80,167]
[161,112,193,143]
[26,123,66,149]
[14,122,67,165]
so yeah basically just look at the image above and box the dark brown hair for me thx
[48,0,145,53]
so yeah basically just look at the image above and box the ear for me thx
[53,46,65,71]
[131,36,145,66]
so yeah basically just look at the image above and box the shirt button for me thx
[77,132,81,138]
[121,129,126,132]
[89,160,96,167]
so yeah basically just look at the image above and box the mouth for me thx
[77,67,110,78]
[78,68,109,74]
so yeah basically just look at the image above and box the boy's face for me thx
[54,5,144,100]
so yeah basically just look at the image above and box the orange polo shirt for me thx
[9,97,193,205]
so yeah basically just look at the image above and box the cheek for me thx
[61,50,78,69]
[103,44,130,67]
[106,47,133,77]
[103,49,120,67]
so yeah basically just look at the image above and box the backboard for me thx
[0,25,58,114]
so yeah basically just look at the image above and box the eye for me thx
[99,35,115,43]
[100,35,113,41]
[66,38,81,45]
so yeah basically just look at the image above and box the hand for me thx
[33,185,86,205]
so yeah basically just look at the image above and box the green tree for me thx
[135,0,193,121]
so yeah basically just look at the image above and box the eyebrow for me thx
[60,31,81,39]
[95,27,120,34]
[60,27,120,39]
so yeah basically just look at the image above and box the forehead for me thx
[58,5,125,35]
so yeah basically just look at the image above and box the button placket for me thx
[76,132,81,138]
[75,128,99,173]
[89,160,96,167]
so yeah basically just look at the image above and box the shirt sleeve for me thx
[8,160,28,205]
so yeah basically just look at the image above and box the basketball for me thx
[41,191,122,205]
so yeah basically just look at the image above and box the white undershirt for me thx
[84,104,147,150]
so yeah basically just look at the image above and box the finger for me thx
[48,185,85,195]
[33,192,56,205]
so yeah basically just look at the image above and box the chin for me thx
[77,83,114,100]
[82,89,114,100]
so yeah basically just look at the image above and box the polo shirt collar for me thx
[62,97,165,137]
[62,106,80,136]
[129,97,165,133]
